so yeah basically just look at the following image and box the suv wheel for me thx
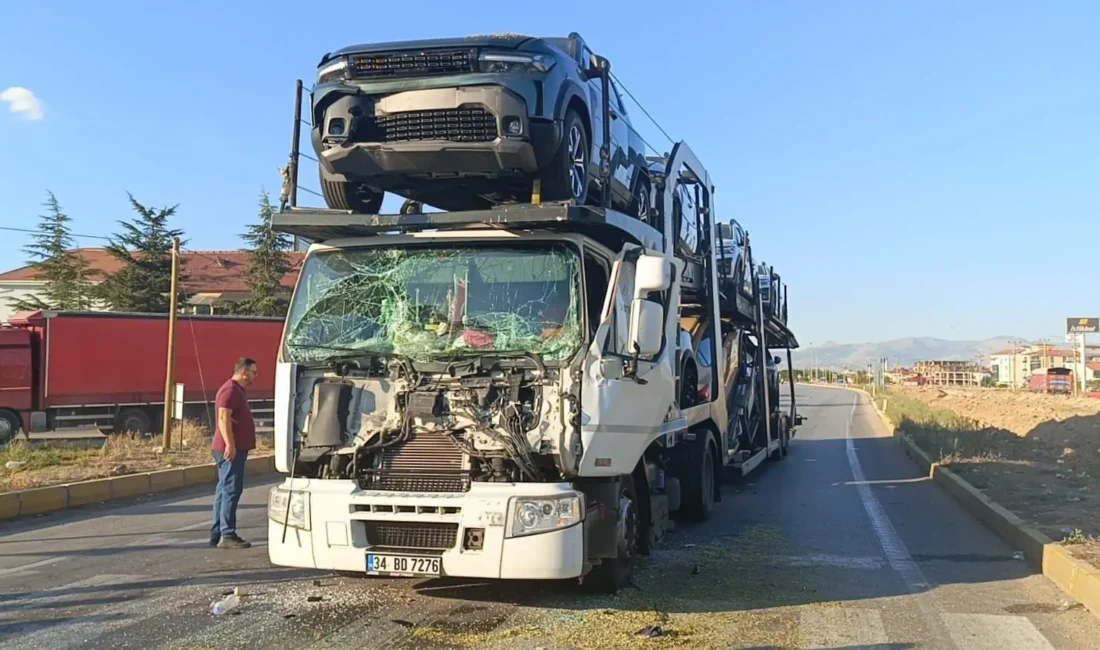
[541,110,589,205]
[320,171,384,214]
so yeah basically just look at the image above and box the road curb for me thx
[852,388,1100,620]
[0,453,276,522]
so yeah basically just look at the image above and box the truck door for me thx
[579,246,677,477]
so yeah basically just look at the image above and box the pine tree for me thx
[8,191,96,312]
[98,194,188,313]
[239,191,293,317]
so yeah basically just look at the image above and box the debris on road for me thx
[307,595,323,603]
[1012,551,1025,560]
[211,593,241,615]
[637,625,664,638]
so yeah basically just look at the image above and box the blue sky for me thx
[2,1,1096,344]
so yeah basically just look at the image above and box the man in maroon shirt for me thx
[210,358,258,549]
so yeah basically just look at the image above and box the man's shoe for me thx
[209,536,220,547]
[217,534,252,549]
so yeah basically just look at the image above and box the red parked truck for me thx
[0,311,285,443]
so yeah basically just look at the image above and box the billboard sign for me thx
[1067,318,1099,334]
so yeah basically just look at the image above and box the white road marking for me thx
[843,393,958,648]
[942,613,1056,650]
[799,607,889,649]
[0,556,70,579]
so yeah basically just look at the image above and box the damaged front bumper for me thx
[267,478,585,580]
[314,85,558,180]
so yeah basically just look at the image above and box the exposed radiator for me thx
[360,430,470,493]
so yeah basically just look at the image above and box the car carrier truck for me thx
[266,73,800,591]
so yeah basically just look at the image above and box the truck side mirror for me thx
[773,356,782,365]
[634,255,671,298]
[717,223,734,241]
[629,299,664,357]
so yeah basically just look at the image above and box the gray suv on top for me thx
[311,33,651,216]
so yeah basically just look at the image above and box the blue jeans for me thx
[211,449,249,539]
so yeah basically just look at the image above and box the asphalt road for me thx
[2,385,1099,649]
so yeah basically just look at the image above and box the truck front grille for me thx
[350,49,475,80]
[359,430,470,493]
[370,107,498,143]
[364,521,459,551]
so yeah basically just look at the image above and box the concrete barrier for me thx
[184,464,218,487]
[17,485,68,515]
[0,492,21,519]
[148,468,186,493]
[66,478,113,507]
[0,454,278,522]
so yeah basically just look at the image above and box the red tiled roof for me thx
[1087,362,1100,372]
[0,248,304,293]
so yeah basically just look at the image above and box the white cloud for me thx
[1,87,44,121]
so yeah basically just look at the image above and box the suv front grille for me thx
[373,108,498,143]
[364,521,459,550]
[350,49,475,80]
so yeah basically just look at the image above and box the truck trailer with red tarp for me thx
[0,311,284,443]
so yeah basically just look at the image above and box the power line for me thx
[0,225,111,241]
[610,72,675,146]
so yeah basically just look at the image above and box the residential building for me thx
[990,344,1077,388]
[0,248,303,322]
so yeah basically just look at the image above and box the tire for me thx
[540,110,589,205]
[0,410,21,445]
[630,175,652,224]
[768,415,788,461]
[679,360,699,409]
[320,170,384,213]
[678,433,716,522]
[399,199,423,215]
[114,408,152,436]
[583,474,638,593]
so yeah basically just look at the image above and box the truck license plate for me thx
[366,553,441,577]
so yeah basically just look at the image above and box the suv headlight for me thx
[479,51,555,74]
[317,57,348,85]
[507,494,583,538]
[269,487,311,530]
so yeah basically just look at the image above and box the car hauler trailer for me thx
[266,76,800,592]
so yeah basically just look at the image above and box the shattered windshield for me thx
[283,243,582,363]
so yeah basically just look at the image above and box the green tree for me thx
[8,191,96,312]
[239,191,293,317]
[98,194,188,313]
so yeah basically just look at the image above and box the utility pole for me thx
[161,237,181,450]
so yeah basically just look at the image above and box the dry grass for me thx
[878,388,1100,569]
[1,420,272,492]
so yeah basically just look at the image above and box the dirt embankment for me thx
[882,386,1100,567]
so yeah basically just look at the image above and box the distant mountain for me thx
[790,336,1028,370]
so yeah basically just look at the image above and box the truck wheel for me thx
[0,410,21,445]
[114,408,152,436]
[678,433,716,522]
[540,110,589,205]
[768,416,788,461]
[320,170,384,214]
[583,474,638,593]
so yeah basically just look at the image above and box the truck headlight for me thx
[479,51,555,74]
[317,57,348,84]
[269,487,311,530]
[507,494,583,538]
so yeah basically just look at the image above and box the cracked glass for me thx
[283,243,582,363]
